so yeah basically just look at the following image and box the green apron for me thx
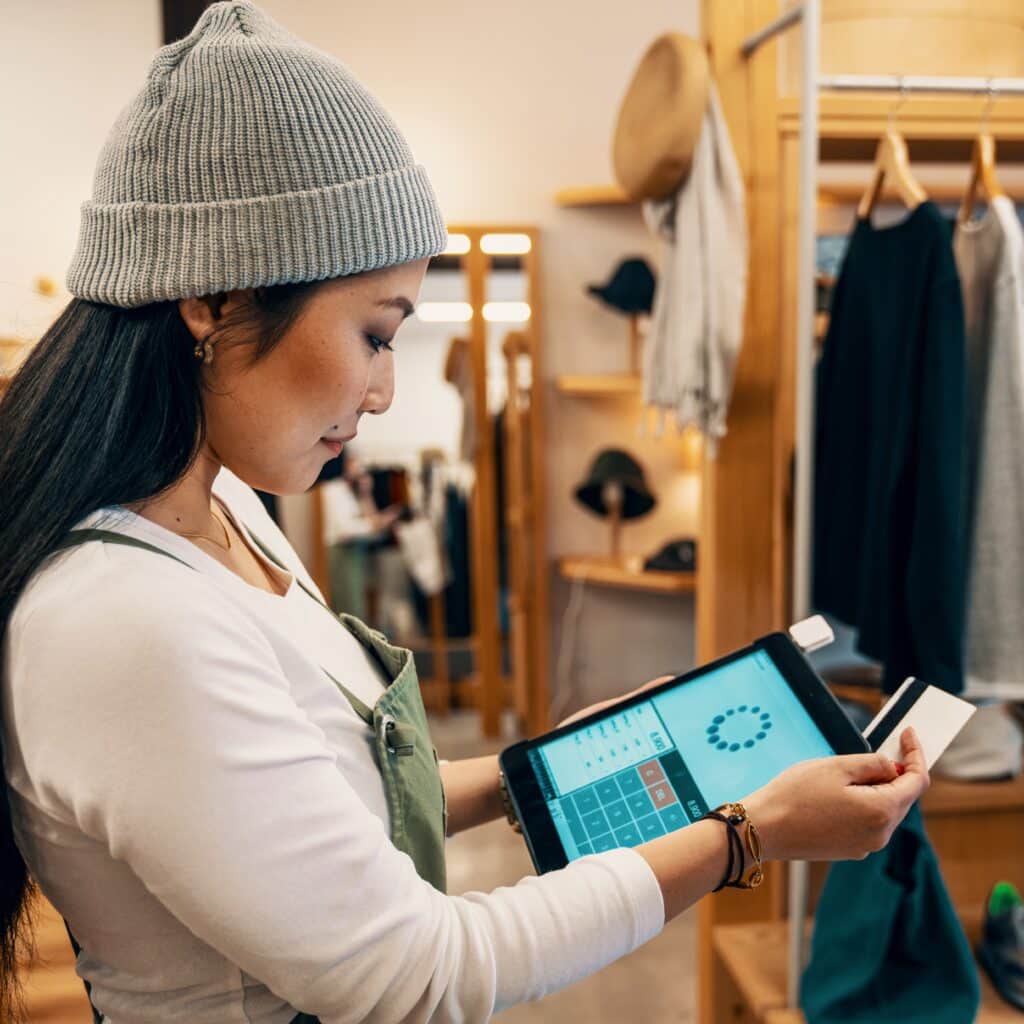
[52,525,448,1023]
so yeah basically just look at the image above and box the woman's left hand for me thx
[557,674,676,729]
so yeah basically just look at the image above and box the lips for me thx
[320,431,355,455]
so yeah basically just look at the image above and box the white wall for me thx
[1,1,161,338]
[4,0,702,712]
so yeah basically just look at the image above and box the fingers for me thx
[898,727,929,778]
[841,751,899,785]
[887,728,930,803]
[633,675,675,695]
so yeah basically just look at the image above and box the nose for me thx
[358,351,395,416]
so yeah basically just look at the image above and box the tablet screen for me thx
[526,648,834,860]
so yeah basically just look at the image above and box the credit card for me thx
[862,677,976,769]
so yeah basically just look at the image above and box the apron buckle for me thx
[380,715,416,757]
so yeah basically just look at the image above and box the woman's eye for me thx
[365,333,395,353]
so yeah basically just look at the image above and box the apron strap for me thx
[54,528,195,570]
[242,528,333,612]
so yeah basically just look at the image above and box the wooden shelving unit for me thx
[554,373,642,397]
[554,184,634,207]
[558,555,696,594]
[711,916,1018,1024]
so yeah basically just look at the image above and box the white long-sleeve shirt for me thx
[2,467,664,1023]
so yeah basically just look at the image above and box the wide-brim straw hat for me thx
[612,32,709,203]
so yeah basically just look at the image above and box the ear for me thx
[177,290,255,342]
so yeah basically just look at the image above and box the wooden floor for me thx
[18,895,92,1023]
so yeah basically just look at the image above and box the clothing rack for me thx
[740,0,1024,1009]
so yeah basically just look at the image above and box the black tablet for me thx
[499,631,868,873]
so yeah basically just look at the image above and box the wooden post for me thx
[462,231,504,738]
[628,314,641,375]
[309,486,331,601]
[520,231,552,737]
[698,3,789,1023]
[503,331,533,731]
[608,496,623,558]
[428,591,450,716]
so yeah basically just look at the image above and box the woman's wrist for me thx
[635,818,733,922]
[438,755,505,835]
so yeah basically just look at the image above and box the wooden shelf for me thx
[555,373,642,397]
[712,918,1018,1024]
[554,184,635,208]
[558,556,696,594]
[923,771,1024,817]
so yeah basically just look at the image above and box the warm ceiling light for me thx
[483,302,531,323]
[444,233,471,255]
[416,302,473,323]
[480,233,531,255]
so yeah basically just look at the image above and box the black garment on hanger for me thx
[813,202,966,694]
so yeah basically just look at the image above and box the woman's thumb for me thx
[842,751,899,785]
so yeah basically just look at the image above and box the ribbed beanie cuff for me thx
[67,2,447,308]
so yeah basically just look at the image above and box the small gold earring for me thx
[193,337,215,364]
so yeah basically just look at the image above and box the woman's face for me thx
[182,258,429,495]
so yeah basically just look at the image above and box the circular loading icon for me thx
[706,705,773,752]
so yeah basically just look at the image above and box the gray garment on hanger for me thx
[641,82,747,451]
[954,195,1024,701]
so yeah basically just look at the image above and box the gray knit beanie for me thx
[67,1,447,308]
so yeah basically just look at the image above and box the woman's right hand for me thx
[742,727,929,863]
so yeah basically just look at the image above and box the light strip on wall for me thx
[480,233,532,255]
[443,233,471,255]
[483,302,531,323]
[416,302,473,323]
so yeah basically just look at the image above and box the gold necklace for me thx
[178,506,233,551]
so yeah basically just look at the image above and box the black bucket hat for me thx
[644,537,697,573]
[574,448,656,519]
[587,257,657,315]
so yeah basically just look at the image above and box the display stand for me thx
[700,2,1024,1021]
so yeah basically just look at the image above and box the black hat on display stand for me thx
[574,448,657,556]
[586,258,657,374]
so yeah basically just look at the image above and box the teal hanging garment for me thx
[800,803,980,1024]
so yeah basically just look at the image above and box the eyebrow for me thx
[377,296,416,319]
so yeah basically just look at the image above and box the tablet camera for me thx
[705,705,773,752]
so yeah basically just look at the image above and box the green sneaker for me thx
[978,882,1024,1011]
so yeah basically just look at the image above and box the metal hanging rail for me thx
[741,4,803,58]
[819,73,1024,95]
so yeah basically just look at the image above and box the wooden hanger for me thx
[958,133,1006,225]
[858,129,928,219]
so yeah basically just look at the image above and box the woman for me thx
[0,4,927,1022]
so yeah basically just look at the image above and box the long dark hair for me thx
[0,282,320,1018]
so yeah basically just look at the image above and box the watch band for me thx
[498,770,522,833]
[715,801,764,889]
